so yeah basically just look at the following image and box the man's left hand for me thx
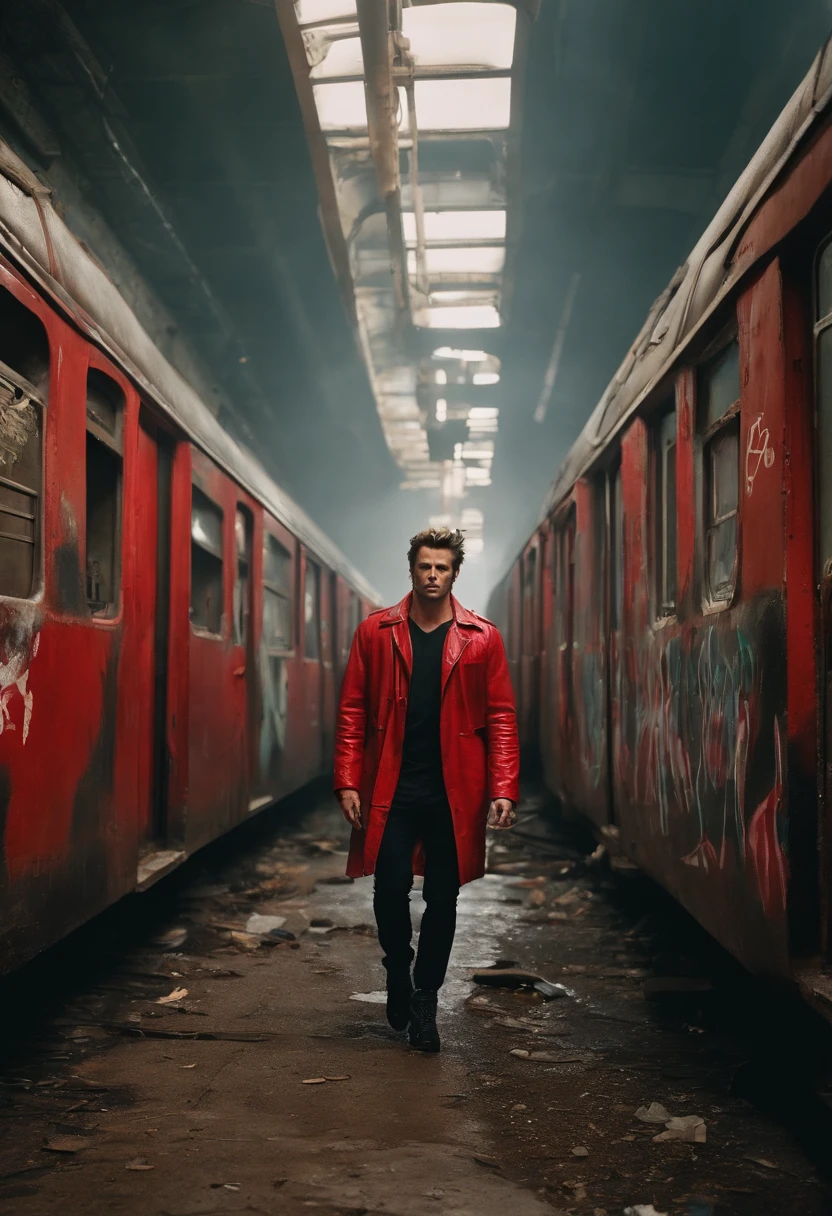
[487,799,517,830]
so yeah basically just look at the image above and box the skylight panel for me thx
[296,0,357,25]
[403,211,506,244]
[423,305,501,329]
[433,347,492,361]
[413,77,512,132]
[401,3,516,71]
[472,372,500,385]
[309,35,364,79]
[314,81,407,130]
[407,246,506,276]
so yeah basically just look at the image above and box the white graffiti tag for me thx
[745,415,775,495]
[0,615,40,744]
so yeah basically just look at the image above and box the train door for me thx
[520,539,540,749]
[607,463,623,825]
[320,569,336,770]
[814,236,832,955]
[557,508,577,801]
[135,408,182,885]
[187,451,251,850]
[300,548,324,779]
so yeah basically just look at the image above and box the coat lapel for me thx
[381,593,412,678]
[441,624,471,697]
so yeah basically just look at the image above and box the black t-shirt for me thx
[394,617,453,804]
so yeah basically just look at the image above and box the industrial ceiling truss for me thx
[277,0,536,552]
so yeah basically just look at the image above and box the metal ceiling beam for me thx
[356,0,409,315]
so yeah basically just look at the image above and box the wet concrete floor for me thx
[1,784,831,1216]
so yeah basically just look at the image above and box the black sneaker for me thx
[385,970,414,1031]
[408,989,440,1052]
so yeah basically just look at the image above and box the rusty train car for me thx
[0,140,380,975]
[488,39,832,1013]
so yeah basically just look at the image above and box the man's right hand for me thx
[337,789,362,830]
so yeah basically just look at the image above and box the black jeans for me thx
[373,794,461,993]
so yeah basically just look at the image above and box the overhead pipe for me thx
[356,0,409,314]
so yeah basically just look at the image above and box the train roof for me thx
[541,34,832,523]
[0,138,381,606]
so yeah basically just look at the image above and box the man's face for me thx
[410,546,457,601]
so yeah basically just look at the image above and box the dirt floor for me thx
[1,784,831,1216]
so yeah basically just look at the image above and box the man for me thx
[334,527,519,1052]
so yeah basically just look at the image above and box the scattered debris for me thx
[321,875,354,885]
[587,843,606,864]
[510,1049,593,1064]
[472,966,569,1000]
[744,1156,780,1171]
[151,926,188,951]
[507,877,547,889]
[309,917,335,928]
[623,1207,668,1216]
[653,1115,706,1143]
[245,914,287,935]
[472,1154,501,1170]
[528,890,547,908]
[125,1159,154,1171]
[42,1137,86,1154]
[302,1078,328,1085]
[547,911,570,922]
[634,1102,672,1124]
[156,988,188,1005]
[349,992,387,1004]
[181,1064,198,1069]
[571,1145,589,1157]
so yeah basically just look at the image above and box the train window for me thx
[190,487,224,634]
[0,291,48,601]
[263,531,293,651]
[85,370,124,616]
[699,340,740,607]
[705,425,740,602]
[610,465,623,630]
[653,407,677,618]
[699,340,739,431]
[304,559,321,659]
[233,506,253,646]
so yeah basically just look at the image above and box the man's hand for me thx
[487,798,516,830]
[337,789,362,830]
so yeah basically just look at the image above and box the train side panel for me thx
[0,264,151,970]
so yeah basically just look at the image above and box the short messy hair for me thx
[407,526,465,572]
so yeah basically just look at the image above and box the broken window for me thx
[699,339,740,607]
[304,559,321,660]
[653,406,677,618]
[190,487,224,634]
[0,286,48,600]
[86,369,124,616]
[263,531,293,652]
[233,506,253,646]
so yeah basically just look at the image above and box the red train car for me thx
[0,140,379,975]
[489,38,832,1014]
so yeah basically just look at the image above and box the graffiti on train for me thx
[0,606,40,745]
[745,415,775,496]
[616,598,787,916]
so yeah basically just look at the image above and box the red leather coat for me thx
[334,593,519,886]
